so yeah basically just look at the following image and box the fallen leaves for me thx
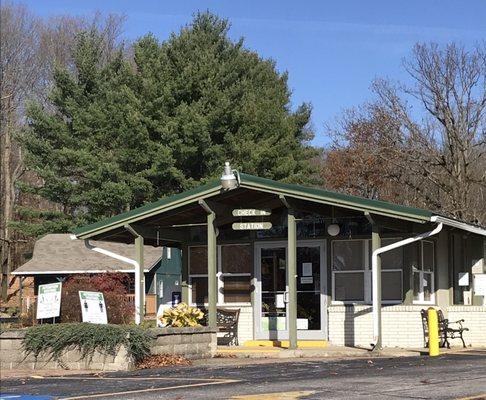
[135,354,191,369]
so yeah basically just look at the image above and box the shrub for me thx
[61,273,133,324]
[158,303,204,327]
[22,323,152,364]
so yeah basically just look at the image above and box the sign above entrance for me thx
[232,222,272,230]
[232,209,271,217]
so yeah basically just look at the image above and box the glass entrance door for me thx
[255,241,327,340]
[260,246,287,338]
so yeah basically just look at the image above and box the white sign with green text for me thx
[36,282,62,320]
[79,291,108,324]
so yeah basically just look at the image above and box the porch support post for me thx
[207,210,217,330]
[371,223,382,350]
[200,200,217,330]
[134,234,145,325]
[287,209,298,349]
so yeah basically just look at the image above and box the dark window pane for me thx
[333,241,363,271]
[191,277,208,304]
[413,271,421,301]
[221,245,251,274]
[381,239,404,270]
[422,241,434,271]
[189,246,207,274]
[297,292,321,330]
[334,272,364,301]
[423,272,432,301]
[261,248,286,292]
[382,271,402,301]
[297,246,320,291]
[222,276,251,303]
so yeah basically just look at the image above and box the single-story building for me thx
[71,163,486,348]
[13,234,181,316]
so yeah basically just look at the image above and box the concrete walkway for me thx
[215,344,478,359]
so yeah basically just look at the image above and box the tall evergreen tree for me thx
[20,13,317,233]
[134,13,316,190]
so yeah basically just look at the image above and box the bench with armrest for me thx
[420,309,469,348]
[217,308,240,346]
[201,307,240,346]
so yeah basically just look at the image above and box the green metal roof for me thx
[238,173,433,220]
[73,179,222,237]
[73,172,434,239]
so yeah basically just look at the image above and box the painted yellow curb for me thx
[243,340,328,348]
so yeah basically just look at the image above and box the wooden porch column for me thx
[207,210,218,330]
[287,210,298,349]
[371,223,382,350]
[135,234,145,325]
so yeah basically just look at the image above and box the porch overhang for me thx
[71,171,486,345]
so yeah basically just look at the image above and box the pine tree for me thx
[19,13,317,234]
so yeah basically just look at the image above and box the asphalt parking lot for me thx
[1,351,486,399]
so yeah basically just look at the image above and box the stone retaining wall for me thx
[0,326,216,371]
[149,326,217,359]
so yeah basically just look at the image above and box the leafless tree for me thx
[372,43,486,223]
[324,43,486,225]
[0,2,126,301]
[0,3,40,301]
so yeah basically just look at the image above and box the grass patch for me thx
[23,323,152,363]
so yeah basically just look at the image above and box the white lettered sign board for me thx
[79,291,108,324]
[36,282,62,320]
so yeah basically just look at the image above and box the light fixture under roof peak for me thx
[220,161,240,190]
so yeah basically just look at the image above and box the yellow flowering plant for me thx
[158,303,204,327]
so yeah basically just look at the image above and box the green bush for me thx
[22,323,152,363]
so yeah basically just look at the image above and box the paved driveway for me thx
[1,351,486,399]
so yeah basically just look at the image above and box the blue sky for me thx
[15,0,486,146]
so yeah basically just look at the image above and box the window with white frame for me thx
[188,246,208,304]
[379,238,404,302]
[188,244,252,305]
[332,240,366,302]
[413,240,435,304]
[220,244,252,303]
[332,238,404,303]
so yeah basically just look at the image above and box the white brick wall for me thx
[329,305,430,348]
[217,305,253,345]
[446,306,486,346]
[329,305,486,348]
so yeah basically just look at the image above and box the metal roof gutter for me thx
[431,215,486,237]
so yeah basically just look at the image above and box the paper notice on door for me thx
[302,262,313,277]
[276,293,285,308]
[300,276,313,284]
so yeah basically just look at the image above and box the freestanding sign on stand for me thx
[36,282,62,321]
[79,291,108,324]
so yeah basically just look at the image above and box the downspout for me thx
[370,222,443,350]
[73,234,144,325]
